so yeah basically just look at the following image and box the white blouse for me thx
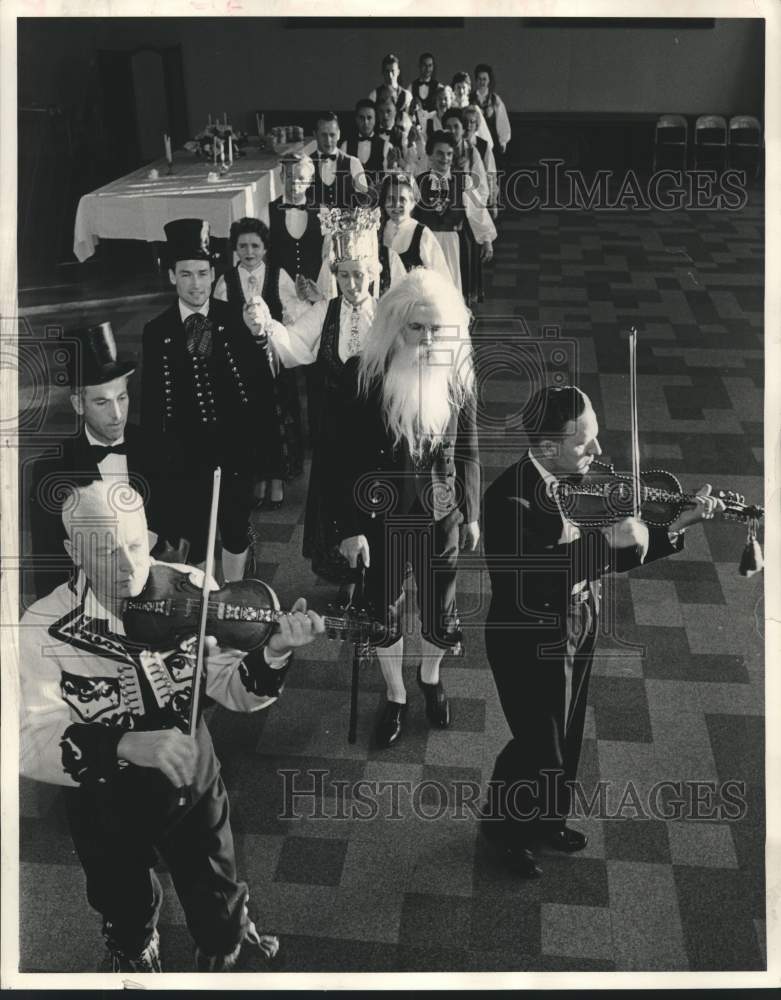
[269,296,378,367]
[382,218,452,284]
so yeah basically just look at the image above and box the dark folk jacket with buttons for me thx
[483,457,682,641]
[141,298,277,474]
[326,378,480,542]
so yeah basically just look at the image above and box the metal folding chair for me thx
[653,114,688,172]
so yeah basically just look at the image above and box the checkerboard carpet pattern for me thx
[18,187,765,973]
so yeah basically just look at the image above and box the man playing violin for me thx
[18,480,325,973]
[482,385,724,878]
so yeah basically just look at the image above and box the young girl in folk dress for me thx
[379,172,451,283]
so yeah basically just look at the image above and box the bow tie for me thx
[91,442,127,463]
[318,153,337,161]
[184,312,213,358]
[282,203,308,211]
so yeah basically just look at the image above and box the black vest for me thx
[223,265,273,326]
[344,135,386,175]
[397,223,425,271]
[411,78,440,113]
[312,151,358,209]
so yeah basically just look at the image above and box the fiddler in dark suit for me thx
[482,386,725,878]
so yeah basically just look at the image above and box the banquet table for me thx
[73,142,313,263]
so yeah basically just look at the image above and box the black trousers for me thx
[362,501,463,649]
[174,467,253,563]
[65,754,249,958]
[484,590,598,843]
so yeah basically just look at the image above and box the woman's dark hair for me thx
[474,63,495,89]
[441,108,463,128]
[379,172,416,209]
[451,71,471,88]
[425,129,457,156]
[382,53,400,69]
[521,385,587,437]
[229,217,270,252]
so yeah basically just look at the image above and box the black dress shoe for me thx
[480,819,542,878]
[416,666,450,728]
[375,700,407,748]
[542,825,588,853]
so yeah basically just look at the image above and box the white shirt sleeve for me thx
[463,173,497,245]
[419,226,454,283]
[349,154,369,194]
[213,274,228,302]
[495,95,512,149]
[388,249,406,288]
[475,107,494,149]
[268,300,329,368]
[278,268,311,324]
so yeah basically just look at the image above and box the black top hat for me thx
[66,322,136,389]
[164,218,213,264]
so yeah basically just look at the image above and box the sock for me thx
[222,547,249,582]
[420,636,445,685]
[375,637,406,703]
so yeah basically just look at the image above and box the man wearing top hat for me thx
[28,322,170,601]
[141,218,276,581]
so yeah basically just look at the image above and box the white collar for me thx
[178,299,210,322]
[239,261,265,277]
[85,424,125,448]
[528,449,559,491]
[81,571,126,635]
[341,296,376,314]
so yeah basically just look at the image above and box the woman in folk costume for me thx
[450,71,494,148]
[242,208,400,582]
[425,84,454,141]
[413,130,496,307]
[386,109,427,177]
[462,105,499,219]
[379,172,451,283]
[472,63,512,156]
[213,217,303,509]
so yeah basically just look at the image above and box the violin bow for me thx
[628,327,642,521]
[177,466,222,807]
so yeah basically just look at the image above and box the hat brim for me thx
[72,356,137,388]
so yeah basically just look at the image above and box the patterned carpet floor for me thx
[16,178,765,976]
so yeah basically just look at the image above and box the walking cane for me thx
[347,564,372,744]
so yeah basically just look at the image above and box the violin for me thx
[554,459,764,528]
[123,563,396,652]
[556,328,763,576]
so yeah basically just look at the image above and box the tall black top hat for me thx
[66,322,136,389]
[164,218,213,264]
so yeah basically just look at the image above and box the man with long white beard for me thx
[325,268,481,747]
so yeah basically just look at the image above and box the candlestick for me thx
[213,137,217,166]
[228,134,233,166]
[218,138,225,165]
[164,133,172,164]
[256,112,262,137]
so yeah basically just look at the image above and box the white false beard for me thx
[381,345,455,457]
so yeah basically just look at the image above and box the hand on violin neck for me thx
[669,483,725,532]
[601,516,649,563]
[266,597,326,656]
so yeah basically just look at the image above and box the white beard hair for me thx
[381,345,455,457]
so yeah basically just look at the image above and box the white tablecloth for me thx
[73,144,311,262]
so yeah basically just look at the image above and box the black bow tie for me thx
[90,442,127,463]
[318,153,337,161]
[282,203,308,210]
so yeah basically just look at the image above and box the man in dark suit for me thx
[410,52,440,115]
[482,385,724,877]
[311,112,369,209]
[327,268,480,748]
[28,322,170,601]
[141,218,276,580]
